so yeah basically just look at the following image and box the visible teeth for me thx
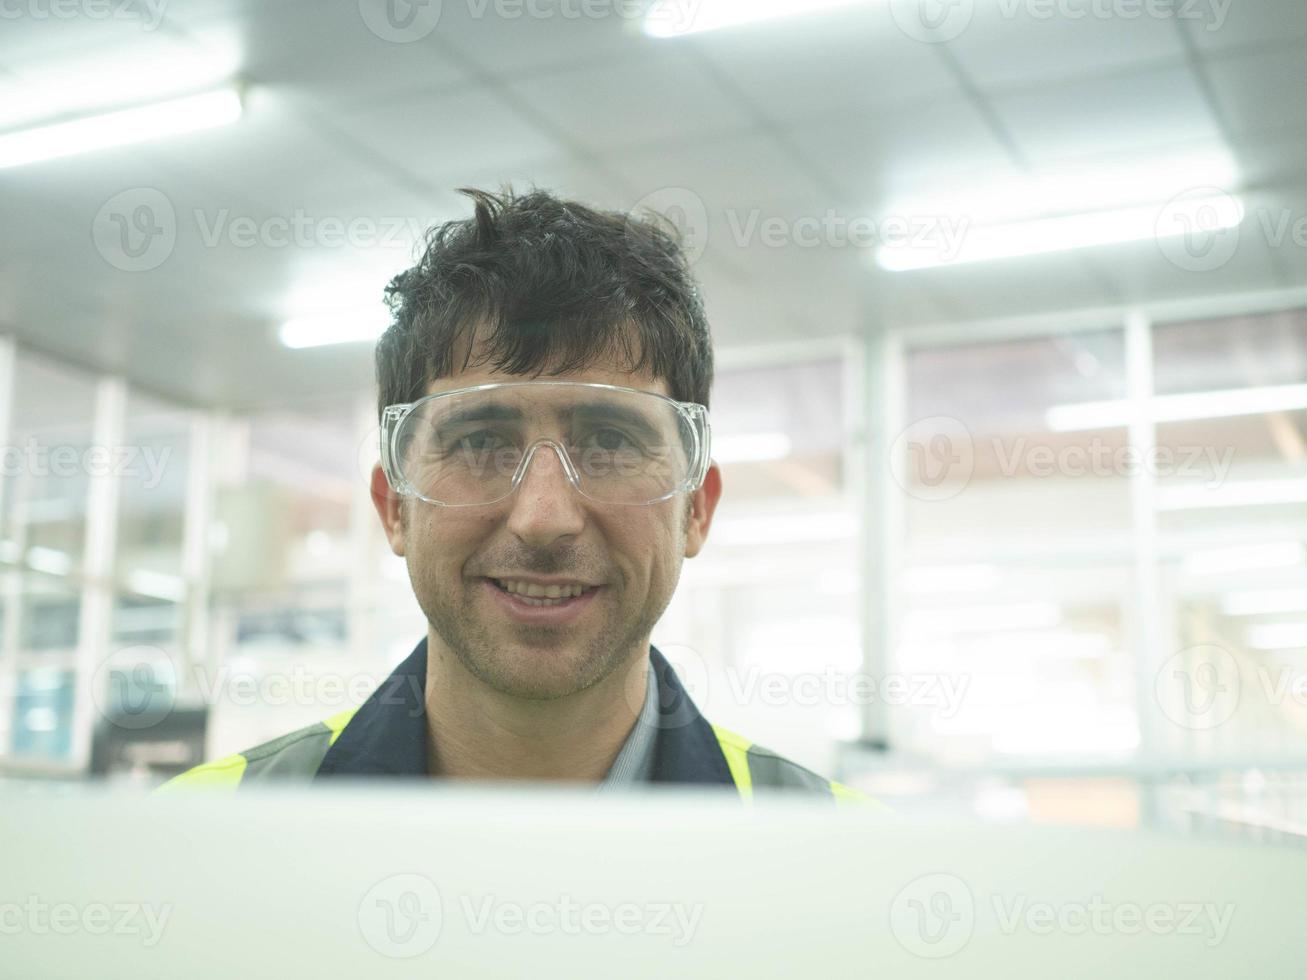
[496,579,588,599]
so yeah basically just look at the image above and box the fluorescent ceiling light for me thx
[902,602,1063,634]
[968,630,1113,660]
[876,194,1244,272]
[1158,478,1307,512]
[712,432,792,464]
[1047,383,1307,432]
[0,87,242,169]
[1221,588,1307,617]
[712,511,855,546]
[279,310,390,349]
[644,0,868,37]
[27,547,73,577]
[902,564,1001,594]
[1183,542,1306,576]
[126,570,187,603]
[1245,622,1307,650]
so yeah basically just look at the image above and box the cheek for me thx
[403,513,482,575]
[608,514,680,587]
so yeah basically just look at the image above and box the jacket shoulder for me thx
[711,724,883,805]
[158,708,357,792]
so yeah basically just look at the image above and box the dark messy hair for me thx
[376,187,714,419]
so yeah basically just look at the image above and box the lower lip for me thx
[481,579,602,626]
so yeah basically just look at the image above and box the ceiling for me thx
[2,0,1307,410]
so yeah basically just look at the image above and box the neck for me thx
[423,634,650,782]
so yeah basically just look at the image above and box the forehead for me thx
[424,336,671,399]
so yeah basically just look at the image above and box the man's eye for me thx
[581,428,639,453]
[450,430,508,452]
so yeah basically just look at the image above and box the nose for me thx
[504,441,586,547]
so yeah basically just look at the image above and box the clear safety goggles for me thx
[380,381,712,507]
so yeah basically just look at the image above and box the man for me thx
[166,188,862,801]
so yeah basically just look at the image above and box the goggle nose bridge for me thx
[509,438,583,492]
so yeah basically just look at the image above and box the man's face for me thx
[372,356,722,702]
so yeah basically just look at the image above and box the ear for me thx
[370,462,407,556]
[682,461,722,559]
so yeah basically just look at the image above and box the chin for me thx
[469,643,603,701]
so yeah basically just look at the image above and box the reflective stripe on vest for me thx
[163,710,874,804]
[159,708,357,792]
[711,724,871,804]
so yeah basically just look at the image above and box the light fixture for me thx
[1221,588,1307,617]
[125,570,187,603]
[26,547,73,576]
[876,193,1245,271]
[902,602,1063,634]
[643,0,869,37]
[712,432,792,464]
[279,310,390,349]
[1047,383,1307,432]
[0,86,243,169]
[1158,479,1307,512]
[711,510,855,546]
[1183,542,1306,576]
[1245,622,1307,650]
[901,564,1001,594]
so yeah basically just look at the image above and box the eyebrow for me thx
[436,400,664,442]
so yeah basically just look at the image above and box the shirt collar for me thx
[597,659,659,789]
[317,637,671,785]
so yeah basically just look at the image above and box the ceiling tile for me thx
[601,130,827,211]
[1228,131,1307,188]
[1187,0,1307,52]
[683,7,957,126]
[946,3,1187,89]
[504,47,746,153]
[188,0,472,108]
[331,83,569,185]
[1205,45,1307,137]
[990,64,1223,163]
[426,0,656,77]
[786,95,1016,206]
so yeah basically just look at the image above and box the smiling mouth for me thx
[487,578,601,607]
